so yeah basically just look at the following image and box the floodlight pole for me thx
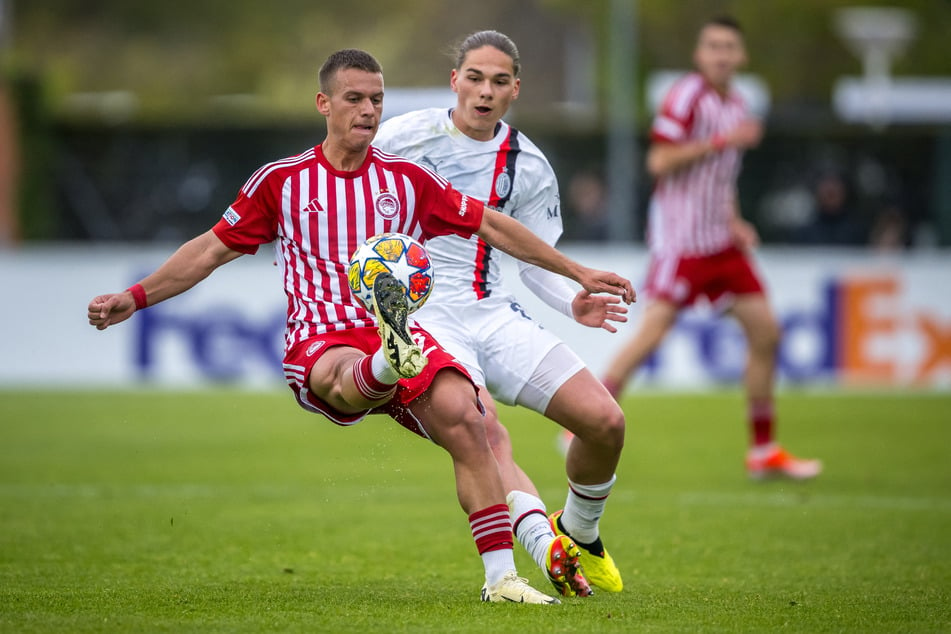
[605,0,638,242]
[0,0,10,52]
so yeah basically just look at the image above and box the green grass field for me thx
[1,389,949,633]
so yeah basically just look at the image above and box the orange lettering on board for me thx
[915,313,951,382]
[840,277,897,385]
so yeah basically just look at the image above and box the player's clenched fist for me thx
[87,292,135,330]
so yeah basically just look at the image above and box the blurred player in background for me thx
[376,30,629,595]
[601,16,822,480]
[88,48,635,604]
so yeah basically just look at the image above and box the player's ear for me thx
[450,69,460,94]
[737,45,748,69]
[316,92,330,115]
[512,77,520,100]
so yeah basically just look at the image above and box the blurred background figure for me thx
[564,168,610,241]
[795,169,866,246]
[869,199,910,252]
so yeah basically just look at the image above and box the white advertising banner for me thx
[1,245,949,390]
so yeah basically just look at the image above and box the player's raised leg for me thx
[373,272,426,378]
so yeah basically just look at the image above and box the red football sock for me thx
[749,398,775,447]
[469,504,514,554]
[470,503,516,586]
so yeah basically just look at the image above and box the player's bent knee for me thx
[750,320,782,355]
[416,374,490,453]
[577,397,625,450]
[483,415,511,452]
[437,408,492,456]
[600,404,626,449]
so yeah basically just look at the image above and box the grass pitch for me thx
[1,389,949,632]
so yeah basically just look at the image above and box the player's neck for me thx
[320,140,369,172]
[702,73,732,98]
[450,108,502,142]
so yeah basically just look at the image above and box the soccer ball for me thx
[347,233,434,314]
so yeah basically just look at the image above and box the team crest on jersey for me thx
[374,190,400,219]
[494,171,512,199]
[223,207,241,226]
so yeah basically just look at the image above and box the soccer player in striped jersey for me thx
[601,16,822,480]
[376,31,628,595]
[87,48,635,604]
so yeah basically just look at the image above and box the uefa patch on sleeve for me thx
[223,207,241,226]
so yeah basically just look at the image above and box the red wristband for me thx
[711,134,727,151]
[128,283,148,310]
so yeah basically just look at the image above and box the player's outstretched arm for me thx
[477,209,635,304]
[647,119,763,178]
[518,264,629,332]
[87,230,243,331]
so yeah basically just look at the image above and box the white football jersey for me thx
[375,107,563,305]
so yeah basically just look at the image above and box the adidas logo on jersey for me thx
[301,198,324,213]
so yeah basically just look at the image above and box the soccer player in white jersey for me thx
[601,16,822,480]
[375,31,628,595]
[87,48,635,604]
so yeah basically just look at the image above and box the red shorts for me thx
[282,326,476,438]
[644,245,765,310]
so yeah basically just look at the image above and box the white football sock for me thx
[371,348,401,384]
[482,550,516,587]
[507,490,555,572]
[562,475,617,545]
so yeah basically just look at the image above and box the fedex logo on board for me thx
[826,275,951,386]
[646,273,951,387]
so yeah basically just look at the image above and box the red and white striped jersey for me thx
[212,144,484,347]
[648,72,749,256]
[375,108,562,304]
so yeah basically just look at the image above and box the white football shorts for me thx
[412,295,585,413]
